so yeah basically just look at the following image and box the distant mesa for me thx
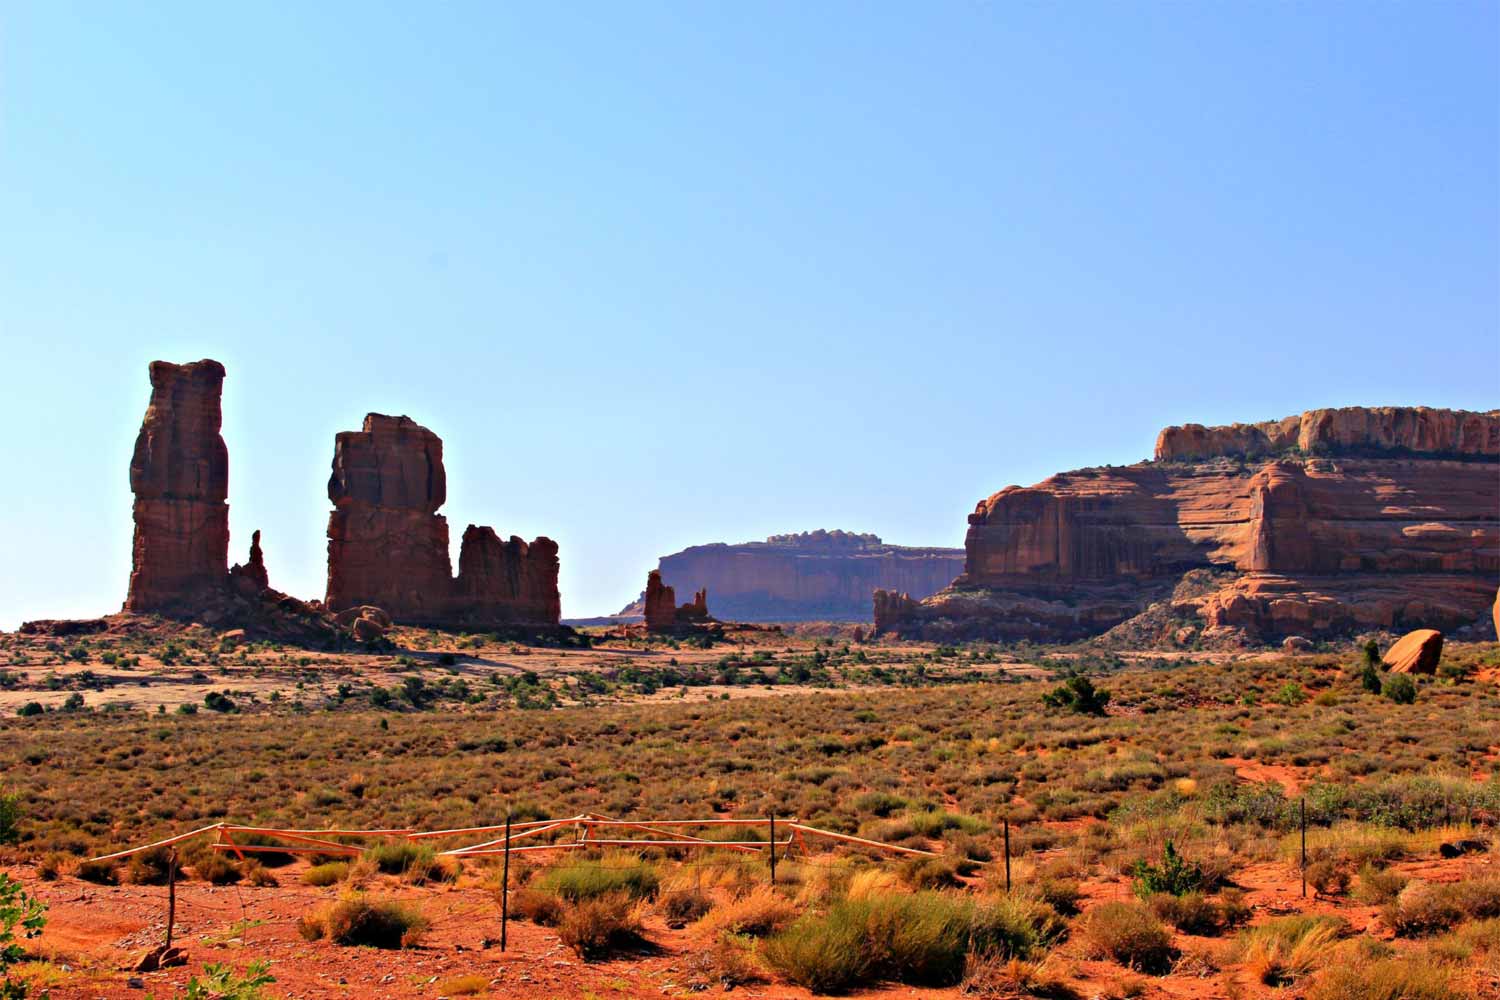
[325,413,561,630]
[876,405,1500,645]
[615,530,964,622]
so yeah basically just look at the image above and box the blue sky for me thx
[1,2,1496,627]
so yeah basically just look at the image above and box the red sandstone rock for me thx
[229,529,269,594]
[1155,406,1499,462]
[325,414,560,628]
[643,570,711,632]
[125,360,231,613]
[882,406,1498,643]
[622,531,963,622]
[1383,628,1444,674]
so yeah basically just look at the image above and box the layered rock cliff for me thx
[621,530,964,622]
[876,406,1499,643]
[125,360,231,613]
[120,360,343,643]
[325,414,561,628]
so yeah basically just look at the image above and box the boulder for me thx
[1383,629,1444,674]
[1282,636,1314,653]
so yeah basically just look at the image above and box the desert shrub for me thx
[241,859,278,887]
[1078,902,1174,974]
[902,856,964,889]
[175,960,275,1000]
[364,842,444,884]
[74,858,118,885]
[124,846,184,886]
[1042,675,1110,716]
[509,886,565,926]
[1383,878,1500,936]
[1130,841,1204,897]
[557,892,648,960]
[1305,858,1350,897]
[1353,864,1406,905]
[34,855,65,883]
[763,904,867,993]
[297,895,427,948]
[696,885,798,938]
[193,852,242,886]
[1034,877,1082,916]
[301,862,350,887]
[1,873,47,1000]
[1146,891,1220,935]
[1306,956,1464,1000]
[537,854,658,902]
[0,789,19,846]
[659,887,711,928]
[1236,915,1345,986]
[765,891,1058,993]
[1381,675,1416,704]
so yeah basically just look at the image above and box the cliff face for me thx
[642,569,710,631]
[623,530,964,622]
[325,414,561,628]
[876,406,1499,643]
[125,360,231,613]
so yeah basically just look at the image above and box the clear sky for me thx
[1,2,1496,629]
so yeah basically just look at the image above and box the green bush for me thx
[1042,675,1110,715]
[0,789,19,846]
[1130,841,1204,897]
[364,842,443,884]
[0,873,46,1000]
[1382,675,1416,704]
[537,855,659,902]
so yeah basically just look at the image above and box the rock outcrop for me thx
[643,570,710,632]
[877,406,1499,643]
[621,530,963,622]
[1383,628,1444,674]
[125,360,231,613]
[119,360,347,644]
[325,414,561,629]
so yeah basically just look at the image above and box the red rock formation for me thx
[880,406,1499,643]
[125,360,231,613]
[621,531,963,622]
[229,529,269,594]
[642,569,711,632]
[325,414,561,628]
[1383,629,1444,674]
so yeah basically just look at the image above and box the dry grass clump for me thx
[557,892,649,960]
[1235,915,1345,987]
[763,890,1062,993]
[363,842,450,884]
[960,954,1077,998]
[296,894,428,948]
[434,974,489,996]
[509,885,564,926]
[696,885,799,938]
[1352,864,1407,905]
[536,852,659,902]
[1383,878,1500,937]
[124,846,184,885]
[1078,901,1175,974]
[1305,956,1466,1000]
[74,858,118,885]
[300,862,350,887]
[1145,890,1247,936]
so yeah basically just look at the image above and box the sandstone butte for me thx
[641,569,710,632]
[325,413,560,629]
[875,406,1500,644]
[120,360,338,641]
[619,530,965,622]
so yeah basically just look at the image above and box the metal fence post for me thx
[500,811,511,952]
[1300,798,1307,899]
[1003,818,1012,894]
[165,847,177,950]
[769,814,777,886]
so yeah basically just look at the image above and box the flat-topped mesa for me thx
[325,414,561,629]
[1155,406,1500,462]
[879,405,1499,643]
[621,531,964,621]
[643,570,710,632]
[125,360,231,612]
